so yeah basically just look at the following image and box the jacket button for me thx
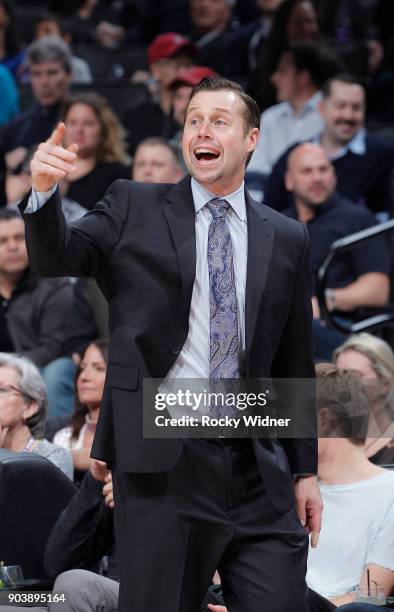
[171,346,180,356]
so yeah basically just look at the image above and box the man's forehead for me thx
[187,90,242,114]
[329,82,364,102]
[0,219,25,234]
[31,61,63,73]
[290,148,330,170]
[137,143,172,159]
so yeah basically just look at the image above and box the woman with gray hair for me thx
[334,333,394,465]
[0,353,73,479]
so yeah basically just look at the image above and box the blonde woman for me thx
[334,333,394,465]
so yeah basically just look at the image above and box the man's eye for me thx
[189,119,199,126]
[215,120,225,126]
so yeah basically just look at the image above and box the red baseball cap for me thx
[169,65,218,89]
[148,33,196,66]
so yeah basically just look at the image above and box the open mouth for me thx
[193,148,221,163]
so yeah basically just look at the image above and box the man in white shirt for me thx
[247,41,341,179]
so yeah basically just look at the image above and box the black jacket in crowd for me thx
[0,268,74,366]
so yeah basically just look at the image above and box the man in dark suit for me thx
[21,77,322,612]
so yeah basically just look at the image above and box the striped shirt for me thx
[163,177,248,381]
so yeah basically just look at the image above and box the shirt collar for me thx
[314,128,366,159]
[191,177,247,222]
[280,91,322,118]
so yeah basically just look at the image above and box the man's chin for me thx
[189,167,222,185]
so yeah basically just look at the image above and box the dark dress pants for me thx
[112,438,310,612]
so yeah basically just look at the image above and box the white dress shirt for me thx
[248,91,323,175]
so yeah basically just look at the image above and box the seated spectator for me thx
[265,74,394,215]
[188,0,251,77]
[283,143,390,360]
[247,42,341,180]
[61,0,124,46]
[248,0,320,111]
[307,363,394,607]
[132,137,184,184]
[0,352,73,479]
[123,32,195,155]
[59,93,130,211]
[334,333,394,466]
[242,0,284,74]
[33,13,93,84]
[0,36,72,177]
[0,64,18,125]
[0,207,78,418]
[0,208,74,367]
[0,0,25,80]
[54,340,108,480]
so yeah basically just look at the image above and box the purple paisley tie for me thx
[206,198,240,382]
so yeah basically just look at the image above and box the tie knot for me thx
[206,198,230,220]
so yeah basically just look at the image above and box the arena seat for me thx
[0,449,76,580]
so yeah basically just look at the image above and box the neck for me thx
[69,156,96,180]
[367,399,392,436]
[200,178,243,197]
[3,424,32,452]
[318,439,384,485]
[87,405,100,421]
[289,87,317,115]
[294,198,316,223]
[160,88,173,115]
[0,271,22,299]
[195,22,226,36]
[320,130,347,158]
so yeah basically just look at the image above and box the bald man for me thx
[132,137,184,184]
[283,143,390,360]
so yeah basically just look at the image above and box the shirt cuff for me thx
[25,184,58,214]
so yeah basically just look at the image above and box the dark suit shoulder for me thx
[260,201,306,243]
[118,179,174,209]
[365,133,394,158]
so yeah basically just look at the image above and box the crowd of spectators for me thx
[0,0,393,609]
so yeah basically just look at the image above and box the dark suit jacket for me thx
[20,176,316,514]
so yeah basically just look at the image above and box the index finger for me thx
[48,122,65,146]
[308,507,322,548]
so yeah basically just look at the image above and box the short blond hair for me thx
[333,333,394,418]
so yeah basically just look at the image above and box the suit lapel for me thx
[245,192,274,353]
[163,176,196,327]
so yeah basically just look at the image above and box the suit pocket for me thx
[108,363,139,390]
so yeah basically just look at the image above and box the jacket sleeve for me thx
[271,223,317,475]
[18,179,131,280]
[44,471,114,577]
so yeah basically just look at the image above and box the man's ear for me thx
[284,170,293,192]
[247,127,260,154]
